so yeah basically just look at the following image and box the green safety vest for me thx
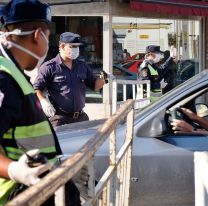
[0,57,59,205]
[147,64,158,76]
[147,64,162,95]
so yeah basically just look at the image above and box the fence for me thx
[6,99,135,206]
[112,79,150,114]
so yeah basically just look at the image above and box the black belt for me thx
[56,110,83,119]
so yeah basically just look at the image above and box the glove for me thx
[8,149,52,186]
[140,59,150,69]
[99,70,109,84]
[40,98,56,117]
[160,78,168,89]
[170,46,177,58]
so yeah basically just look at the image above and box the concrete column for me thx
[194,152,208,206]
[103,14,113,116]
[205,17,208,69]
[199,17,205,73]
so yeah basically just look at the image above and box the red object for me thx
[130,0,208,16]
[122,60,143,74]
[129,53,145,61]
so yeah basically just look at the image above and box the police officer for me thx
[0,1,80,205]
[139,45,175,100]
[33,32,106,127]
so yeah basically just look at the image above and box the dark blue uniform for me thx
[139,56,175,91]
[33,54,96,113]
[33,54,97,126]
[0,49,62,151]
[0,49,25,138]
[0,70,23,138]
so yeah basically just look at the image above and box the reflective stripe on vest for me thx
[148,64,158,76]
[0,179,16,206]
[0,57,58,204]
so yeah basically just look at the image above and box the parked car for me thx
[129,52,145,61]
[122,59,143,74]
[57,70,208,206]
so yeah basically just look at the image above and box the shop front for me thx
[20,0,208,119]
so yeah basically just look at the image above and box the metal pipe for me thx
[49,1,104,6]
[136,0,208,9]
[0,0,105,6]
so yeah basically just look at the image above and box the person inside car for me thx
[171,107,208,134]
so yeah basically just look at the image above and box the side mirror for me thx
[195,103,208,117]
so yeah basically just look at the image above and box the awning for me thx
[130,0,208,16]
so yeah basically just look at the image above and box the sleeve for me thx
[158,56,174,77]
[160,56,173,70]
[85,63,97,90]
[0,73,23,138]
[33,63,51,91]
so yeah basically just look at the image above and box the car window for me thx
[113,67,131,76]
[135,86,208,138]
[161,88,208,151]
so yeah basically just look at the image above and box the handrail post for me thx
[55,186,65,206]
[112,79,117,114]
[124,108,134,206]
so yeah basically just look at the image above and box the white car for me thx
[57,70,208,206]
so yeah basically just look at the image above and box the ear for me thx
[59,42,65,50]
[33,28,42,44]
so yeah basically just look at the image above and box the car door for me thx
[130,80,208,206]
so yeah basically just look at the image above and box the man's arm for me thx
[160,56,174,70]
[33,64,56,117]
[35,90,56,117]
[195,116,208,130]
[35,89,46,101]
[1,149,52,186]
[84,63,106,91]
[0,153,12,179]
[94,78,105,92]
[177,108,208,130]
[171,108,208,134]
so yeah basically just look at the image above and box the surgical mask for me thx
[153,53,163,64]
[0,29,49,68]
[68,47,79,60]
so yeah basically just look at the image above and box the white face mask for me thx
[153,53,163,64]
[0,29,49,68]
[68,47,79,60]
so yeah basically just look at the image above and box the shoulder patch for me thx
[0,90,4,107]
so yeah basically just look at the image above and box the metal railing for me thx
[6,99,135,206]
[112,79,150,114]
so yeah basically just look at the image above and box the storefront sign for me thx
[139,34,149,39]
